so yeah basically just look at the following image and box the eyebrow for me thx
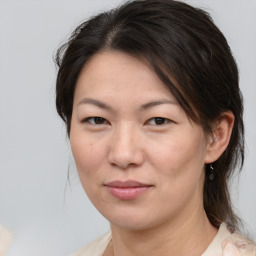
[139,99,178,111]
[77,98,113,110]
[77,97,177,111]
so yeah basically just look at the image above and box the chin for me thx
[101,207,165,231]
[110,218,154,231]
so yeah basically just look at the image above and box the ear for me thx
[204,111,234,164]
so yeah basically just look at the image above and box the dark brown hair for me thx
[55,0,244,228]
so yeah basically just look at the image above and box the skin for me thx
[70,51,234,256]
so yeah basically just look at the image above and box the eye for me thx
[147,117,170,125]
[82,116,108,125]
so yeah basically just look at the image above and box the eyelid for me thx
[80,116,174,126]
[81,116,109,125]
[146,117,173,126]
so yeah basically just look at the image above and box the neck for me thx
[109,206,217,256]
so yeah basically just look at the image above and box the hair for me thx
[55,0,244,228]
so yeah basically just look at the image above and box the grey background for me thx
[0,0,255,255]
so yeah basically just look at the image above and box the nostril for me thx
[110,161,140,170]
[108,146,144,169]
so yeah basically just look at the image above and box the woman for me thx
[55,0,256,255]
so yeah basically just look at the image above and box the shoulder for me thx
[70,232,112,256]
[203,223,256,256]
[225,228,256,256]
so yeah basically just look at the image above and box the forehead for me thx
[74,50,177,104]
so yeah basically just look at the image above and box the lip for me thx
[104,180,153,200]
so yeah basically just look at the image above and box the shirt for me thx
[71,223,256,256]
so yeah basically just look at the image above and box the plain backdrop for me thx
[0,0,255,255]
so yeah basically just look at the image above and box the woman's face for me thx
[70,51,212,230]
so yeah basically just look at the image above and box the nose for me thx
[108,124,144,170]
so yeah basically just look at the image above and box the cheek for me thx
[149,137,207,213]
[149,132,207,185]
[70,135,103,179]
[70,135,107,203]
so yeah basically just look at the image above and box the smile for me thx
[105,180,153,200]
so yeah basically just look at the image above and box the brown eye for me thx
[148,117,169,125]
[93,117,106,124]
[83,117,107,125]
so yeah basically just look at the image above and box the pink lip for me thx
[105,180,152,200]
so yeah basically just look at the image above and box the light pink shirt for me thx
[71,223,256,256]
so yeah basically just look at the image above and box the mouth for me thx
[104,180,153,200]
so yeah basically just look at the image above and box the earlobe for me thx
[205,111,235,164]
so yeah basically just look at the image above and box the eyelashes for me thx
[146,117,170,125]
[82,117,108,125]
[81,116,173,126]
